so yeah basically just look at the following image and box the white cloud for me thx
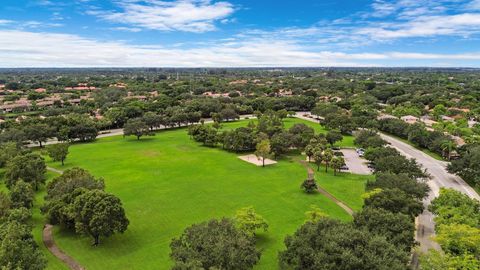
[112,26,143,32]
[88,0,235,32]
[357,13,480,39]
[0,30,479,68]
[0,20,13,25]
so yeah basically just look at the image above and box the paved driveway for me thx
[340,149,372,175]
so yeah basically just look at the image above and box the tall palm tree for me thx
[441,140,456,160]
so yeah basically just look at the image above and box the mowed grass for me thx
[36,119,363,270]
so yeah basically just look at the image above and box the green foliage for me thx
[354,130,386,149]
[5,153,46,191]
[24,123,55,147]
[429,188,480,228]
[170,218,261,270]
[223,127,256,152]
[374,155,428,179]
[47,143,69,166]
[366,173,430,200]
[301,178,318,193]
[189,124,218,146]
[279,218,409,270]
[448,145,480,187]
[42,167,105,229]
[123,118,154,140]
[0,211,46,270]
[73,189,129,245]
[0,142,20,168]
[326,130,343,146]
[234,206,268,236]
[288,123,314,149]
[254,139,271,167]
[354,207,415,251]
[304,205,327,223]
[10,180,34,209]
[436,223,480,258]
[0,193,11,220]
[270,131,293,159]
[330,156,345,176]
[364,188,424,217]
[420,250,479,270]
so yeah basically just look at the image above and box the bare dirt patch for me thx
[238,154,277,166]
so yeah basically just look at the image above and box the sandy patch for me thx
[238,154,277,166]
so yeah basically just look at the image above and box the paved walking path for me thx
[43,167,84,270]
[43,224,84,270]
[298,160,354,216]
[47,166,64,174]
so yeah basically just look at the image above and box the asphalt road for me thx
[379,132,480,253]
[295,112,480,254]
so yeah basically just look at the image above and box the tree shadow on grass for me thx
[123,137,156,143]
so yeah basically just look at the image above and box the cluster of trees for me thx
[170,207,268,269]
[378,118,454,158]
[279,131,431,269]
[188,111,329,160]
[448,144,480,188]
[359,131,428,179]
[0,143,47,269]
[42,167,129,245]
[312,103,358,134]
[304,134,345,175]
[421,189,480,268]
[0,114,101,146]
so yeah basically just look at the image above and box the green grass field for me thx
[3,118,367,269]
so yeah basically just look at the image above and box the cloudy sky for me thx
[1,0,480,67]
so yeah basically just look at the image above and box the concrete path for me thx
[340,149,372,175]
[47,166,64,174]
[299,160,354,216]
[43,224,84,270]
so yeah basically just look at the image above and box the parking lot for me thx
[340,149,372,175]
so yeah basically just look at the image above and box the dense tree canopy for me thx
[279,218,409,270]
[170,218,261,270]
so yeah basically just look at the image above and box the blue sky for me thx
[0,0,480,67]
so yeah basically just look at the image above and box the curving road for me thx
[379,133,480,253]
[295,112,480,254]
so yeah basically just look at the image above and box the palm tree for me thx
[331,156,345,176]
[323,149,334,173]
[441,140,455,160]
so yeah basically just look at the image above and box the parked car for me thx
[340,165,349,171]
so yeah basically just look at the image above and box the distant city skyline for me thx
[1,0,480,67]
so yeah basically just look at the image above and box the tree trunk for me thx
[137,135,140,140]
[334,169,337,176]
[93,235,99,246]
[39,141,43,148]
[325,163,328,173]
[262,157,265,167]
[61,159,64,166]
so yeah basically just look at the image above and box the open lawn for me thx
[21,118,365,269]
